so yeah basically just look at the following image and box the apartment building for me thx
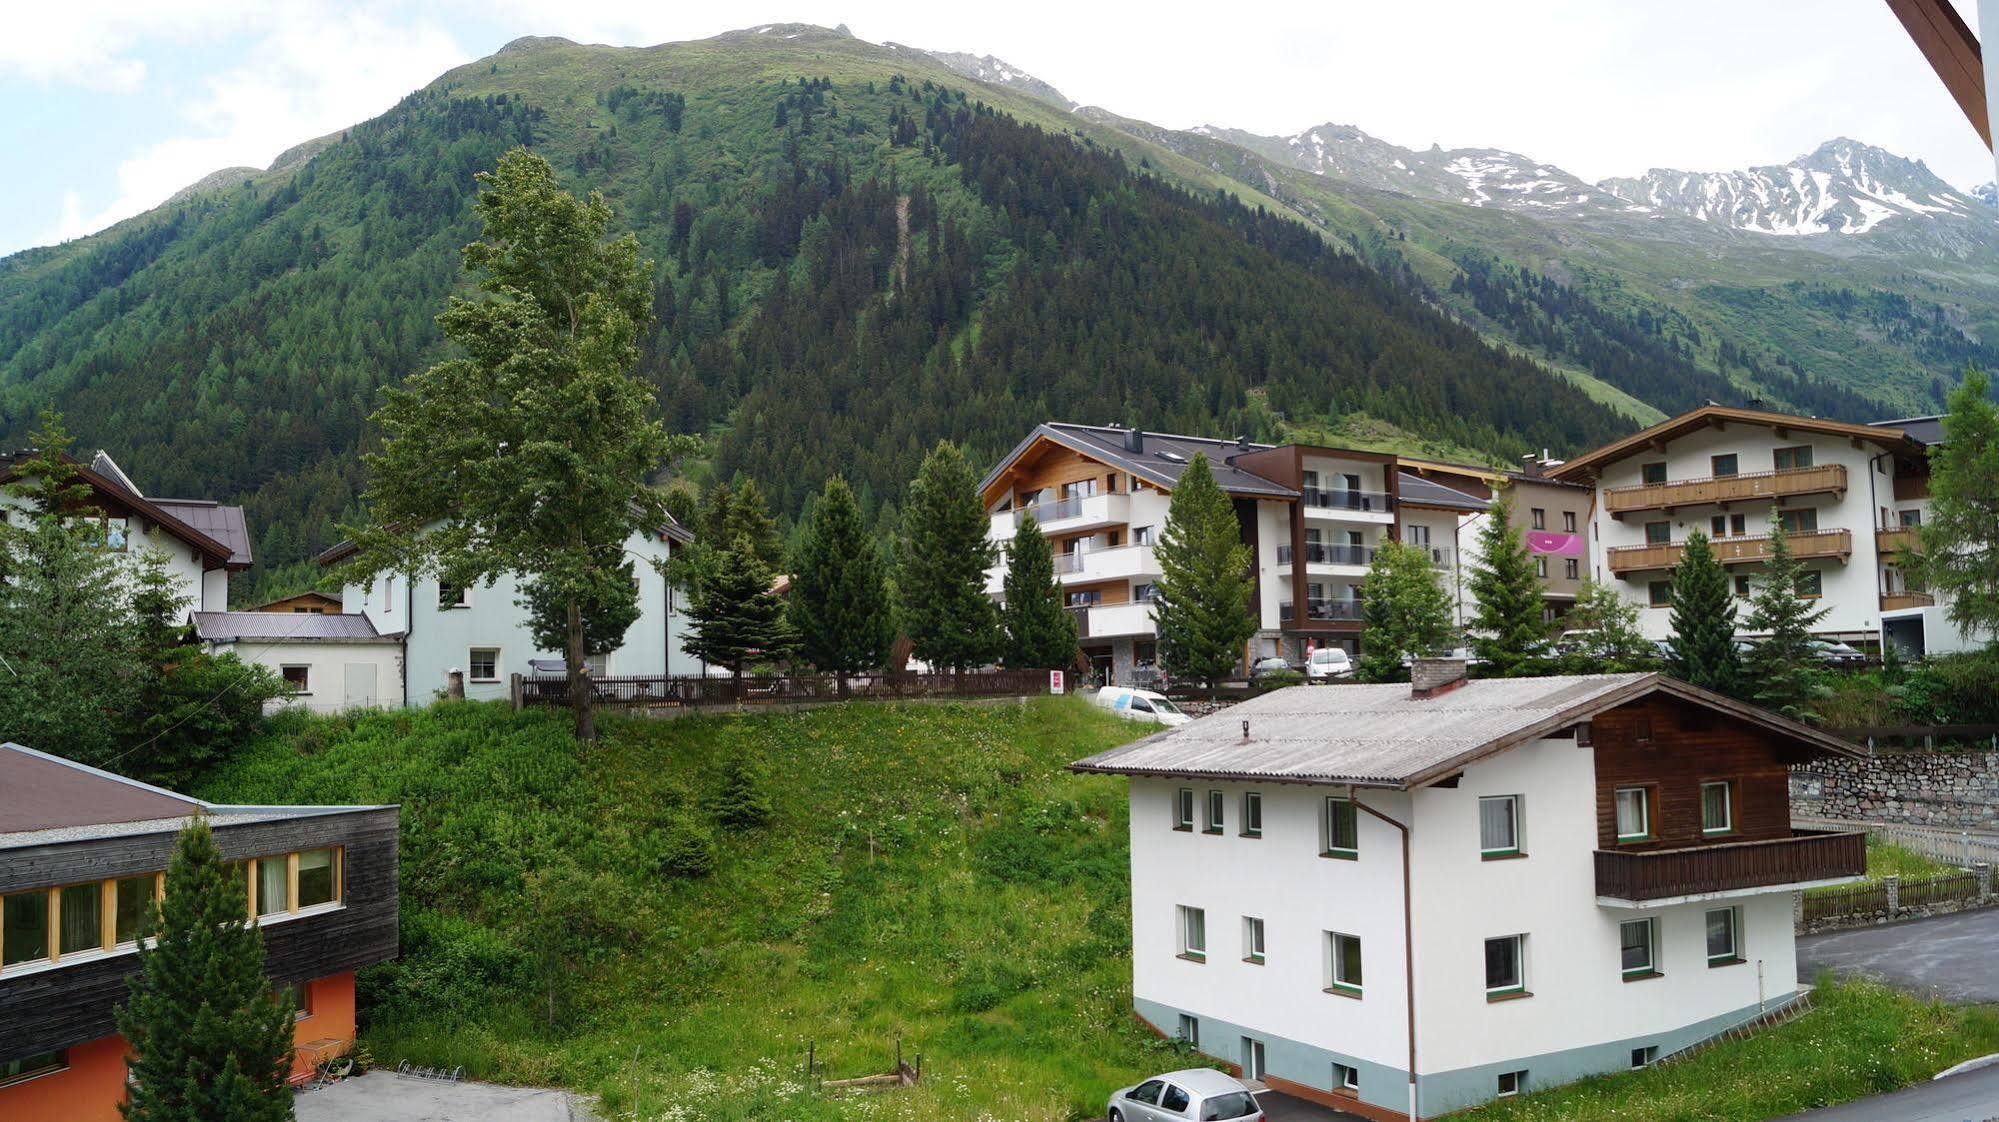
[0,743,399,1122]
[1398,462,1594,629]
[1547,405,1971,656]
[1073,663,1865,1119]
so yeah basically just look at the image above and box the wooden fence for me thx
[1801,868,1992,929]
[514,669,1054,710]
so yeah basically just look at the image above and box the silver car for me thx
[1107,1068,1264,1121]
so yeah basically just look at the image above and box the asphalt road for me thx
[1779,1061,1999,1121]
[1254,1090,1371,1120]
[1796,907,1999,1004]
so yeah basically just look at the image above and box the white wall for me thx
[218,640,405,713]
[0,494,224,616]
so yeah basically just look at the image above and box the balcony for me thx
[1278,598,1365,623]
[1067,600,1156,638]
[1594,830,1864,906]
[1603,464,1848,517]
[990,492,1130,539]
[1276,543,1375,568]
[1877,526,1921,555]
[1881,592,1935,612]
[1053,544,1159,583]
[1301,488,1395,520]
[1606,529,1852,575]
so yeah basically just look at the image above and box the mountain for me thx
[913,48,1075,110]
[0,25,1626,598]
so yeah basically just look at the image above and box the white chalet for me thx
[1073,661,1866,1119]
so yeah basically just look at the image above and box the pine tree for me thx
[1468,493,1548,677]
[1000,512,1078,670]
[789,476,893,692]
[1740,519,1831,720]
[117,817,294,1122]
[1914,367,1999,639]
[684,535,794,685]
[896,441,1000,673]
[1153,454,1257,695]
[1666,530,1740,694]
[1356,541,1456,681]
[722,477,784,571]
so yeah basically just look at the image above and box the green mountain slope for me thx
[0,26,1628,594]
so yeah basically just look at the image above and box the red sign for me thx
[1049,670,1066,695]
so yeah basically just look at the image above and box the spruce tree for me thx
[1914,367,1999,639]
[896,441,1000,674]
[1740,519,1831,720]
[117,817,294,1122]
[722,477,785,571]
[684,535,794,685]
[1356,541,1456,681]
[788,476,893,693]
[1468,493,1548,677]
[1665,530,1740,694]
[1000,512,1079,670]
[1153,454,1257,696]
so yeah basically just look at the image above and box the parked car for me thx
[1402,646,1487,668]
[1248,656,1299,684]
[1808,639,1868,667]
[1304,646,1353,682]
[1090,686,1192,727]
[1107,1069,1263,1122]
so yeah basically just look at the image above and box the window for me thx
[1711,453,1739,477]
[1204,790,1225,834]
[1323,797,1358,858]
[1631,1046,1659,1069]
[1641,462,1667,485]
[1620,918,1657,978]
[468,648,500,683]
[1243,917,1266,964]
[1066,589,1101,608]
[1563,511,1577,533]
[1161,1084,1191,1113]
[1535,556,1548,578]
[1564,558,1579,580]
[1710,515,1729,537]
[1332,1062,1360,1093]
[1407,524,1432,546]
[1531,508,1547,530]
[1647,581,1672,608]
[1645,521,1670,544]
[114,877,152,944]
[1130,1080,1164,1106]
[1797,570,1823,598]
[297,849,338,908]
[1174,788,1195,831]
[1899,509,1922,527]
[1734,575,1753,597]
[257,857,289,917]
[438,581,471,609]
[1615,787,1651,841]
[1176,1015,1200,1048]
[1777,508,1819,534]
[100,517,130,552]
[1133,582,1158,603]
[1240,792,1263,838]
[1485,935,1525,996]
[1326,932,1363,995]
[1497,1070,1528,1097]
[1178,906,1206,961]
[1706,907,1741,964]
[280,665,310,694]
[59,884,99,956]
[1773,445,1814,471]
[1701,782,1734,834]
[1479,796,1520,857]
[2,892,48,966]
[0,1051,65,1087]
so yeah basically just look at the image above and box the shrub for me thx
[1254,668,1305,688]
[708,755,773,831]
[650,815,717,879]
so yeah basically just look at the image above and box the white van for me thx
[1090,686,1192,727]
[1304,647,1353,683]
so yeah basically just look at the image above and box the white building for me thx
[1547,405,1974,657]
[1073,662,1865,1118]
[0,450,249,616]
[319,521,696,705]
[193,611,405,713]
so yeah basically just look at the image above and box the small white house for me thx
[1073,661,1866,1119]
[193,611,405,713]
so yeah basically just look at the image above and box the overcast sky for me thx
[0,0,1989,257]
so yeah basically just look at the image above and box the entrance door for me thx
[1083,646,1114,687]
[342,662,379,710]
[1241,1037,1266,1082]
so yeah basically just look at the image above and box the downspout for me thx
[1866,449,1891,650]
[1351,788,1418,1122]
[402,572,412,707]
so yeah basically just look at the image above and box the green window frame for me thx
[1204,790,1225,834]
[1240,791,1263,838]
[1701,781,1734,834]
[1706,907,1741,965]
[1326,931,1363,995]
[1173,788,1194,831]
[1485,934,1525,997]
[1178,905,1206,961]
[1619,918,1657,978]
[1614,787,1651,841]
[1479,795,1520,858]
[1323,797,1358,859]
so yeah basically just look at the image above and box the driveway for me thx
[1254,1089,1373,1120]
[294,1075,598,1121]
[1797,907,1999,1004]
[1779,1060,1999,1120]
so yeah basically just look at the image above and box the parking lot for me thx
[293,1075,597,1122]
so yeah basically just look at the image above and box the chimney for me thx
[1236,433,1251,452]
[1123,427,1145,453]
[1410,658,1468,700]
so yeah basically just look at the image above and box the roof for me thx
[150,499,253,565]
[1071,673,1860,790]
[1157,1069,1249,1096]
[1548,405,1924,480]
[0,451,244,568]
[979,423,1299,500]
[0,742,392,849]
[192,611,398,644]
[249,590,343,612]
[1872,414,1947,445]
[1396,471,1488,511]
[317,509,694,565]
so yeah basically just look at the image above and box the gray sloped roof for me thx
[192,611,396,643]
[1872,415,1946,446]
[1071,673,1858,788]
[1397,471,1488,510]
[980,423,1298,498]
[149,499,253,565]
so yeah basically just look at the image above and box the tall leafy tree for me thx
[1665,530,1740,694]
[789,475,893,692]
[1914,367,1999,640]
[340,148,696,740]
[684,536,793,685]
[1556,579,1657,672]
[1356,541,1456,681]
[1153,454,1256,695]
[896,441,999,674]
[1468,493,1547,677]
[117,817,295,1122]
[1740,519,1831,720]
[1000,512,1078,670]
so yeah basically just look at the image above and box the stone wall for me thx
[1790,750,1999,830]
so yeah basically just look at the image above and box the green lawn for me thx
[1806,835,1962,898]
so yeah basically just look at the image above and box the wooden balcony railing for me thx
[1604,464,1847,516]
[1594,830,1865,903]
[1881,592,1936,612]
[1607,529,1852,574]
[1877,526,1921,555]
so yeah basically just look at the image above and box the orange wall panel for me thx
[0,1033,128,1122]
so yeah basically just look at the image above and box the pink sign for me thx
[1525,531,1585,557]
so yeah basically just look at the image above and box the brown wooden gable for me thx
[1589,696,1814,851]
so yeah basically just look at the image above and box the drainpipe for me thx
[1350,788,1418,1122]
[1865,450,1890,652]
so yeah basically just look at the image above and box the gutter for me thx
[1350,788,1418,1122]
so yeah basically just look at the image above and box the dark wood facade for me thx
[0,807,398,1064]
